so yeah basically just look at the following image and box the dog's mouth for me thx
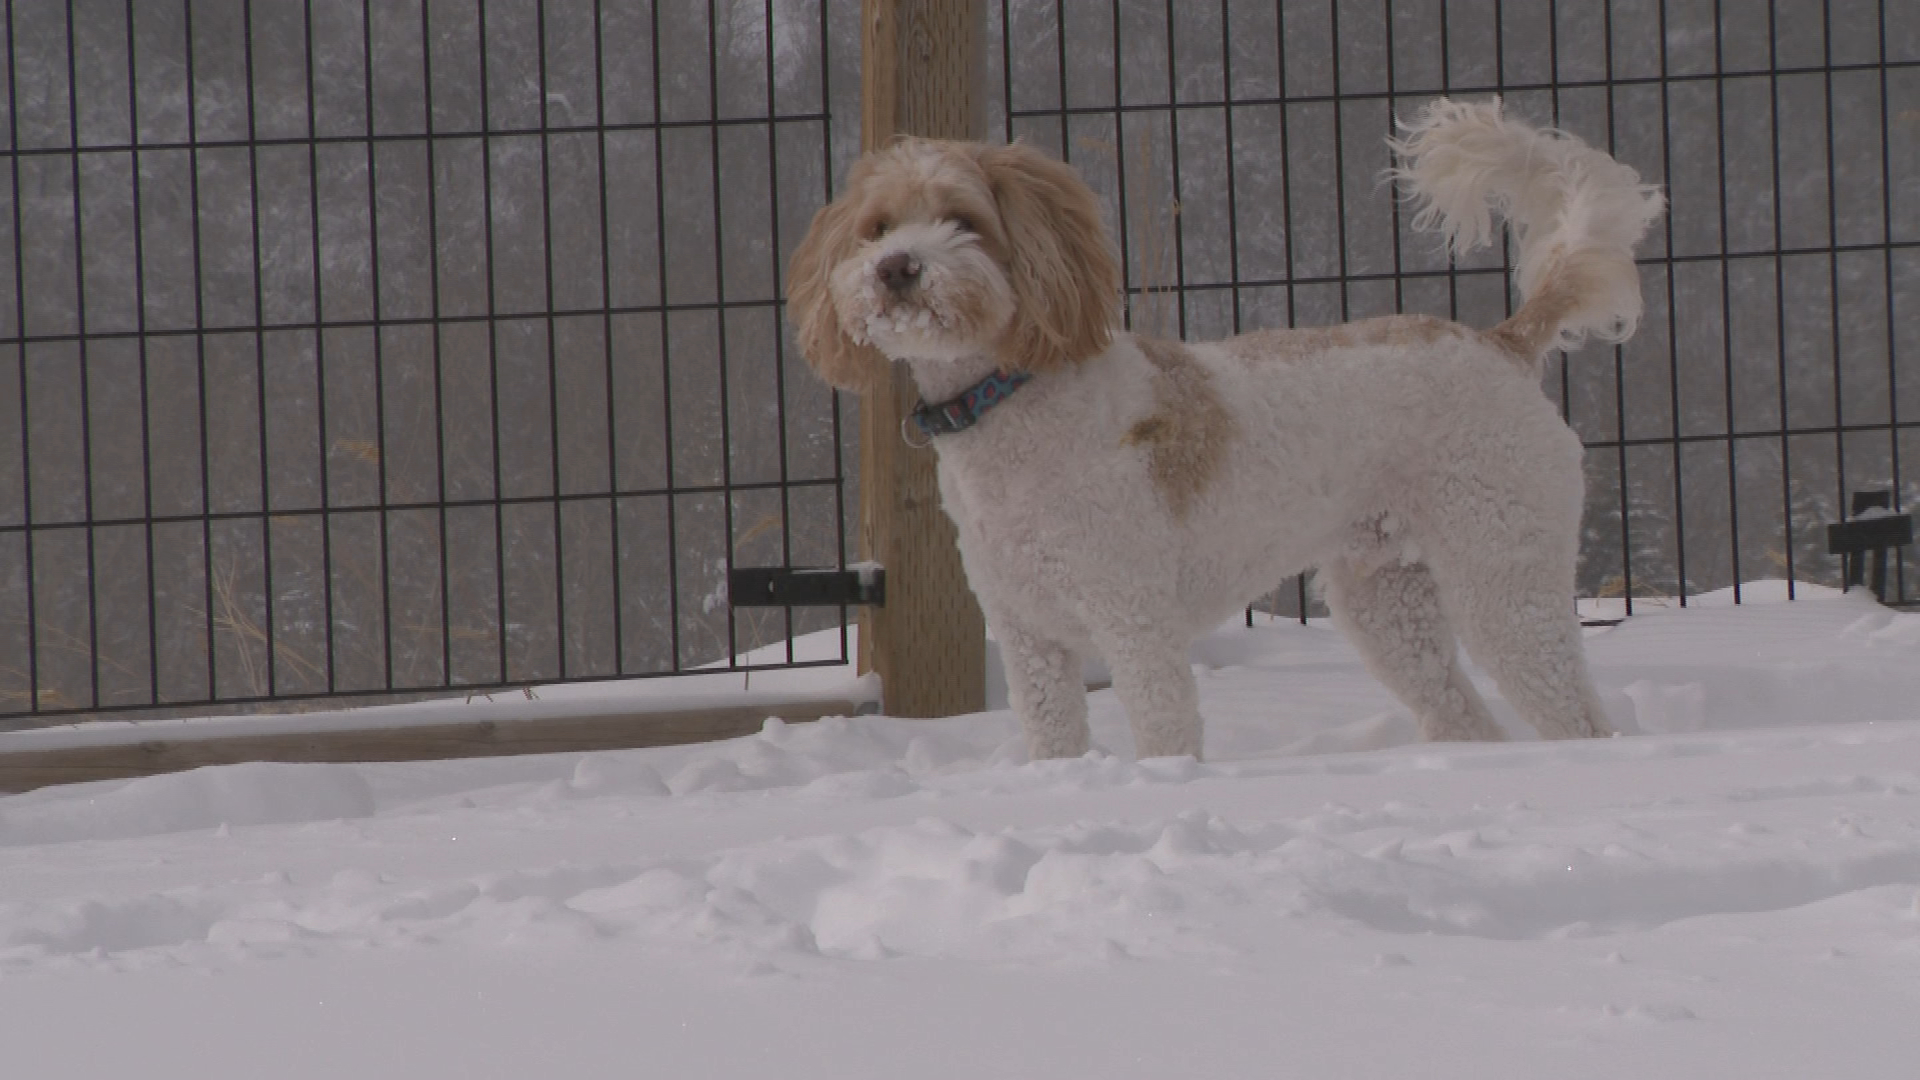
[847,269,963,350]
[867,298,945,338]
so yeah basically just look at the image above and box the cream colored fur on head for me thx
[787,139,1119,394]
[788,110,1659,763]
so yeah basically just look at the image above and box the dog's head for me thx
[786,139,1121,393]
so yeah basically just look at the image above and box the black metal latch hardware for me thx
[1826,490,1912,603]
[728,563,886,608]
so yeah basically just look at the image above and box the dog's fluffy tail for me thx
[1390,97,1664,363]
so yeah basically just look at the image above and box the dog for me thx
[786,98,1664,761]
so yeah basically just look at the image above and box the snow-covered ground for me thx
[4,582,1919,1078]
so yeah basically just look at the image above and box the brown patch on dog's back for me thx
[1218,314,1474,364]
[1124,336,1238,520]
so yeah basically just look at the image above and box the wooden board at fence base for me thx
[0,698,870,795]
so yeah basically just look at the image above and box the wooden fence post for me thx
[857,0,988,717]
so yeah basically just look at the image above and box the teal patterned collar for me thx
[907,370,1032,442]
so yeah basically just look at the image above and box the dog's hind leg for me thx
[1323,558,1507,741]
[996,624,1092,760]
[1430,551,1614,740]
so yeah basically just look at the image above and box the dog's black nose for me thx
[876,252,920,293]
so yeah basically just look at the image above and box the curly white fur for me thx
[787,106,1662,762]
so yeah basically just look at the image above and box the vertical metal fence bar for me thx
[1276,0,1306,624]
[1713,0,1744,602]
[705,0,739,669]
[1110,0,1134,331]
[62,0,102,709]
[1050,0,1066,157]
[303,0,340,692]
[591,0,624,672]
[1315,0,1360,621]
[1329,0,1351,325]
[1603,0,1636,615]
[536,0,569,679]
[649,0,682,670]
[479,0,511,683]
[1319,0,1354,624]
[1492,2,1505,108]
[1221,0,1242,337]
[996,0,1014,147]
[1162,0,1188,341]
[2,0,34,716]
[184,1,220,699]
[126,0,160,705]
[244,2,277,694]
[362,0,395,690]
[1383,0,1404,319]
[1439,0,1459,324]
[2,0,33,715]
[1553,11,1575,437]
[1822,0,1847,535]
[1880,0,1905,598]
[1657,0,1690,605]
[1495,1,1514,328]
[421,0,454,688]
[1767,0,1798,598]
[1234,1,1254,628]
[823,0,848,665]
[763,0,795,665]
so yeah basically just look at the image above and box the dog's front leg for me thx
[995,623,1091,760]
[1098,631,1203,761]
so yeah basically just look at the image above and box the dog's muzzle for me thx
[876,252,921,294]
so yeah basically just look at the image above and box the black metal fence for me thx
[3,1,1913,726]
[0,0,856,725]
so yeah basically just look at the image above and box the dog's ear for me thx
[787,168,889,394]
[974,142,1121,372]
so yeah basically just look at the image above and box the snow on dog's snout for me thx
[829,221,1014,357]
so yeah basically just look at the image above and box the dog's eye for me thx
[951,216,975,234]
[868,218,891,240]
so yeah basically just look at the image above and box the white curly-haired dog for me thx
[788,98,1664,761]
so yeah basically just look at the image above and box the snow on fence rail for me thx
[1,0,1914,728]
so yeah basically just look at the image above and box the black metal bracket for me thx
[1826,490,1912,603]
[728,564,886,608]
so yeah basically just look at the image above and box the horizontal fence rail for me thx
[2,0,1913,726]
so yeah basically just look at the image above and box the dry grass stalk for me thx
[198,559,327,697]
[1072,130,1181,339]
